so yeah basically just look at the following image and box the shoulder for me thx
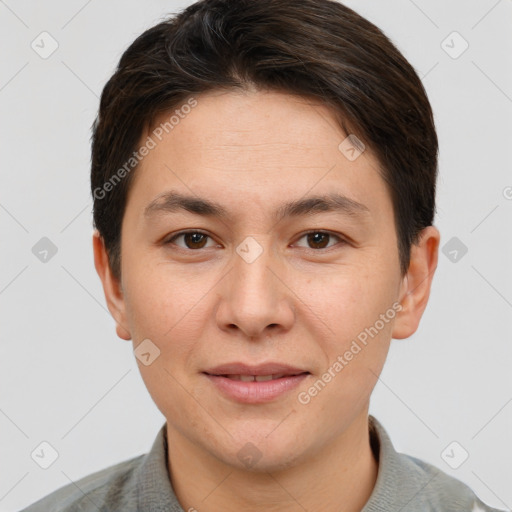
[399,452,505,512]
[19,454,144,512]
[366,416,506,512]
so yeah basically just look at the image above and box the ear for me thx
[92,230,131,341]
[392,225,440,340]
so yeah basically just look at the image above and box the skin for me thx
[93,88,440,512]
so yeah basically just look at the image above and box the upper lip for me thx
[204,362,309,376]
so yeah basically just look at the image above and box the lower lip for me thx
[204,373,310,403]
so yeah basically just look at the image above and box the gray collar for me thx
[362,415,438,511]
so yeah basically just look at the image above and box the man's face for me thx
[112,89,408,470]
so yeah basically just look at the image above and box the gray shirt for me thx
[20,415,505,511]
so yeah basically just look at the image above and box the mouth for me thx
[204,372,309,382]
[204,361,309,377]
[202,362,311,403]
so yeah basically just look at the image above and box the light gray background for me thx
[1,1,511,510]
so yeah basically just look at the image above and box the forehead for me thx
[147,89,361,161]
[125,89,392,224]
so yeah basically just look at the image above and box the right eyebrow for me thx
[144,191,229,219]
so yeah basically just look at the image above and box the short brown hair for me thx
[91,0,438,280]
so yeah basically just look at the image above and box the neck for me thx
[166,413,379,512]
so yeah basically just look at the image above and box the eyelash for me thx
[164,230,347,251]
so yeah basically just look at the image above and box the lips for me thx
[204,362,309,379]
[203,363,310,403]
[222,374,292,382]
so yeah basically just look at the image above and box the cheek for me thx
[294,263,397,392]
[122,256,209,341]
[294,273,394,426]
[122,264,211,421]
[297,264,396,336]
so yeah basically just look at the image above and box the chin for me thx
[235,449,305,474]
[218,430,307,473]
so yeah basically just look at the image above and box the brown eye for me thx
[166,231,215,250]
[294,231,344,250]
[307,232,330,249]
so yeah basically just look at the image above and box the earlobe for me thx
[115,323,131,341]
[92,230,132,341]
[392,226,440,340]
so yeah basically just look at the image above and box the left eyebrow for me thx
[143,190,371,222]
[274,193,371,222]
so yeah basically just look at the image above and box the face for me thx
[94,88,438,472]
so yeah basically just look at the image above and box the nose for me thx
[215,240,295,340]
